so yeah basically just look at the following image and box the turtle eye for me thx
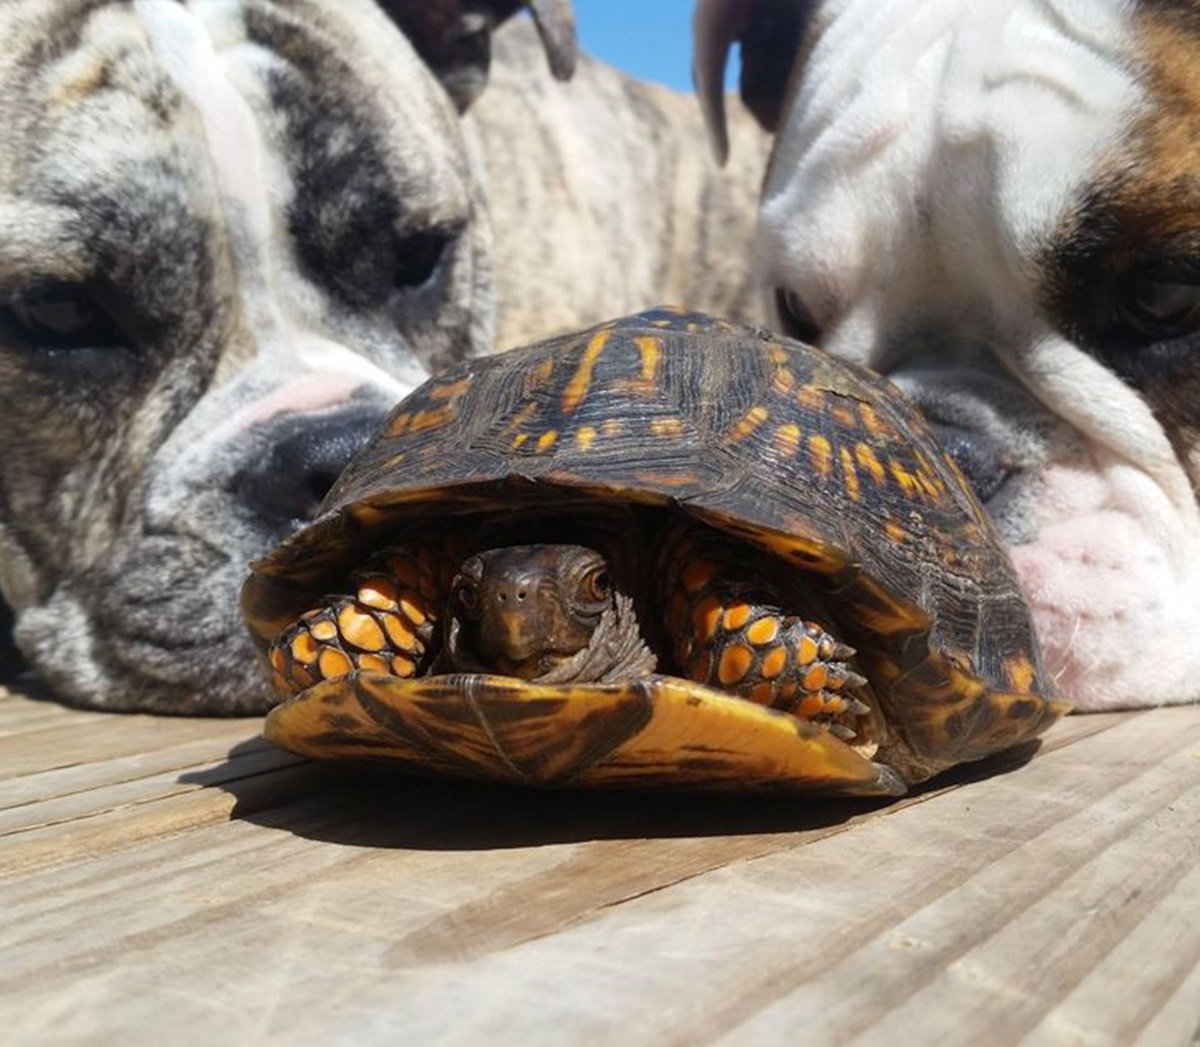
[775,287,822,345]
[580,566,612,603]
[1114,268,1200,340]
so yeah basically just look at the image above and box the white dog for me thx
[696,0,1200,710]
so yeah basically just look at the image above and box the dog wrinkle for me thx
[0,208,93,294]
[760,0,1139,356]
[133,0,269,236]
[47,50,111,110]
[0,521,40,613]
[1011,450,1200,708]
[131,0,418,397]
[1018,331,1200,528]
[36,4,137,110]
[14,591,107,707]
[17,578,271,713]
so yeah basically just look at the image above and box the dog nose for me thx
[928,419,1011,503]
[236,403,385,531]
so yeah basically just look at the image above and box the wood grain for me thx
[2,686,1198,1045]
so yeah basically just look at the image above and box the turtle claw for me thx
[822,639,858,662]
[825,665,868,692]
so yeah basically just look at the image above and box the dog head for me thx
[0,0,573,712]
[697,0,1200,709]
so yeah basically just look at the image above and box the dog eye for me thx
[775,288,823,344]
[393,230,449,290]
[1115,271,1200,340]
[4,282,125,349]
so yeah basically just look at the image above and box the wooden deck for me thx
[3,684,1199,1045]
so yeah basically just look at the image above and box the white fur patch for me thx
[761,0,1140,338]
[132,0,409,397]
[1012,449,1200,708]
[758,0,1200,708]
[132,0,267,231]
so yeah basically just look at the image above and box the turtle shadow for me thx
[179,735,1043,851]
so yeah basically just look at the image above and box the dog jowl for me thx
[697,0,1200,709]
[0,0,573,713]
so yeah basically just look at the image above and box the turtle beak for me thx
[494,608,543,664]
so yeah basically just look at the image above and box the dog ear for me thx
[379,0,577,110]
[694,0,817,164]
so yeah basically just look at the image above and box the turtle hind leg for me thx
[660,525,870,736]
[268,543,448,695]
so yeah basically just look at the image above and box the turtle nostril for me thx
[516,589,527,602]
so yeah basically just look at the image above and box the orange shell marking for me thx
[856,443,887,486]
[840,447,861,501]
[728,406,769,442]
[650,418,687,438]
[808,435,835,477]
[773,423,801,458]
[561,330,610,412]
[634,336,662,381]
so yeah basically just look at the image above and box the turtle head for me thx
[446,544,616,679]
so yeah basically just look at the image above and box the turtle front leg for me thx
[268,540,456,695]
[662,526,869,737]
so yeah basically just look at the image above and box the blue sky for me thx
[574,0,734,93]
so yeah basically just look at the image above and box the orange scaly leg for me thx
[662,527,869,737]
[268,538,459,695]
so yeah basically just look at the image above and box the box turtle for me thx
[241,308,1068,797]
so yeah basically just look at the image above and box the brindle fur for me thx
[0,2,769,712]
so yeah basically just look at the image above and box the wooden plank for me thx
[1135,955,1200,1047]
[839,778,1200,1044]
[1024,861,1200,1046]
[0,694,1196,1046]
[0,741,302,836]
[0,731,280,811]
[0,701,260,781]
[376,706,1196,1047]
[0,695,84,733]
[706,708,1200,1045]
[0,754,333,876]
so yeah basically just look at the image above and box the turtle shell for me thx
[243,308,1066,793]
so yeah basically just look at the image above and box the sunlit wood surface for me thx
[3,685,1199,1045]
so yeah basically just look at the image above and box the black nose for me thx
[928,420,1010,503]
[236,403,385,531]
